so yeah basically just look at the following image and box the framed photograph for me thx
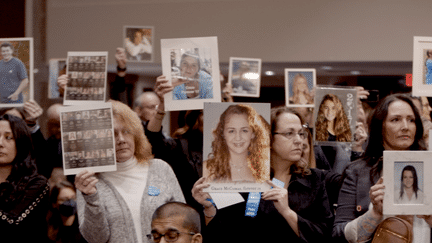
[313,86,357,145]
[48,58,67,99]
[383,151,432,215]
[284,68,316,107]
[0,38,33,107]
[161,36,221,111]
[60,103,116,175]
[413,36,432,96]
[123,26,154,63]
[228,57,262,97]
[64,51,108,105]
[202,102,271,193]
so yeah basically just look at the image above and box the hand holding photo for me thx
[383,151,432,215]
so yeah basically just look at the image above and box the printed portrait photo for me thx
[412,37,432,96]
[314,87,357,144]
[48,58,66,99]
[170,48,213,100]
[228,57,262,98]
[124,26,153,62]
[203,102,271,192]
[0,38,33,107]
[285,69,316,107]
[161,36,221,111]
[394,161,424,205]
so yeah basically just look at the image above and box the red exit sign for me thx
[406,74,412,86]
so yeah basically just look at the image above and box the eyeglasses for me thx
[273,129,307,140]
[146,230,196,242]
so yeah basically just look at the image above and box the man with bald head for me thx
[148,202,202,243]
[134,91,161,123]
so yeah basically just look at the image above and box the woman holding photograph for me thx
[75,100,185,243]
[172,52,213,100]
[192,107,333,243]
[205,104,270,183]
[425,50,432,85]
[289,73,313,105]
[333,94,432,243]
[395,165,424,205]
[316,94,352,142]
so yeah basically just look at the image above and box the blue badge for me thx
[148,186,160,196]
[272,178,285,188]
[245,192,261,217]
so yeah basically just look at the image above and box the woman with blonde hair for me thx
[75,100,185,243]
[205,104,270,183]
[316,94,352,142]
[290,73,313,105]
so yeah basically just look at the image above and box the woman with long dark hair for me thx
[395,165,424,204]
[0,114,50,241]
[332,93,432,243]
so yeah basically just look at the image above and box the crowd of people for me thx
[1,46,432,243]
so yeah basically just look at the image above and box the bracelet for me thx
[117,66,127,72]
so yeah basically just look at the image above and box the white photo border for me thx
[383,151,432,215]
[284,68,316,108]
[202,102,271,193]
[0,37,34,108]
[161,36,221,111]
[412,36,432,96]
[60,103,117,175]
[228,57,262,98]
[123,25,154,63]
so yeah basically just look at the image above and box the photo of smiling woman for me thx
[171,50,213,100]
[395,164,424,204]
[204,104,270,183]
[315,93,352,142]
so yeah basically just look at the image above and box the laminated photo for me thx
[202,102,271,193]
[48,58,66,99]
[383,151,432,215]
[161,36,221,111]
[313,86,357,145]
[413,36,432,96]
[228,57,262,98]
[60,103,116,175]
[64,51,108,105]
[123,26,154,63]
[285,68,316,108]
[0,38,34,107]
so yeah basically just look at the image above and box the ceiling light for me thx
[265,71,275,76]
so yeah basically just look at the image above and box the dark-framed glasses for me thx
[273,129,307,140]
[146,230,196,242]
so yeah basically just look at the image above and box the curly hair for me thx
[270,106,311,176]
[291,74,313,105]
[109,100,153,164]
[206,104,270,182]
[315,94,352,142]
[399,165,419,200]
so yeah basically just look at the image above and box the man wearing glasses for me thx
[148,202,202,243]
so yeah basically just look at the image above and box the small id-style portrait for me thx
[394,162,424,205]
